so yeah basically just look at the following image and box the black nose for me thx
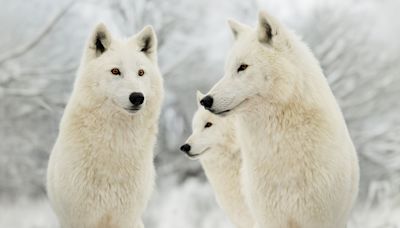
[200,95,213,109]
[129,92,144,106]
[180,144,191,153]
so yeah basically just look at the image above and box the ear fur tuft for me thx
[228,19,250,39]
[196,90,205,103]
[257,11,279,44]
[136,25,157,58]
[90,23,112,57]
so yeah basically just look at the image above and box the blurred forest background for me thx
[0,0,399,227]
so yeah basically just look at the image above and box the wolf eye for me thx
[111,68,121,75]
[204,122,213,128]
[138,69,145,76]
[237,64,248,72]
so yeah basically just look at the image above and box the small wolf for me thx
[200,11,359,228]
[180,91,254,228]
[47,23,164,228]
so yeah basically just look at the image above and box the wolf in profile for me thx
[180,91,254,228]
[200,11,359,228]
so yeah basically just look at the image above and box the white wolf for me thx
[200,11,359,228]
[46,23,164,228]
[180,91,254,228]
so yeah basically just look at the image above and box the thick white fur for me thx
[46,23,164,228]
[205,11,359,228]
[183,91,254,228]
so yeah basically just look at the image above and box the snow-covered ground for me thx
[1,179,399,228]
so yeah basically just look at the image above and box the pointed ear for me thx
[196,90,205,105]
[257,11,279,44]
[136,25,157,59]
[228,19,249,39]
[88,23,112,58]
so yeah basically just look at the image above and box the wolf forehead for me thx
[193,109,215,124]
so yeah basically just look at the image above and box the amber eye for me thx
[237,64,248,72]
[204,122,213,128]
[138,69,145,76]
[111,68,121,75]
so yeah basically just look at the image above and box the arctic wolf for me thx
[47,23,164,228]
[200,11,359,228]
[180,91,254,228]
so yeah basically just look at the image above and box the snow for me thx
[1,0,399,227]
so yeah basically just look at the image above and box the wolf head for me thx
[200,11,304,115]
[75,23,163,115]
[180,91,235,160]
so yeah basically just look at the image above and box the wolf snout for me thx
[180,144,191,153]
[129,92,145,106]
[200,95,213,110]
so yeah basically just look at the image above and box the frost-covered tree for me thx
[0,0,399,227]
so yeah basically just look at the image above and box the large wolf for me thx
[47,23,164,228]
[180,91,254,228]
[200,11,359,228]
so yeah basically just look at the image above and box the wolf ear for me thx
[196,90,205,106]
[228,19,249,39]
[136,25,157,59]
[89,23,112,58]
[257,11,279,45]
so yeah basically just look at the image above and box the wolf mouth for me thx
[125,107,141,113]
[186,147,211,160]
[215,109,231,115]
[213,98,248,116]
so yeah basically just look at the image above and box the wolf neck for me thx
[200,128,240,176]
[201,140,239,164]
[60,88,158,157]
[199,135,251,227]
[237,84,346,162]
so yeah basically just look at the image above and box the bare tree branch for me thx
[0,0,76,65]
